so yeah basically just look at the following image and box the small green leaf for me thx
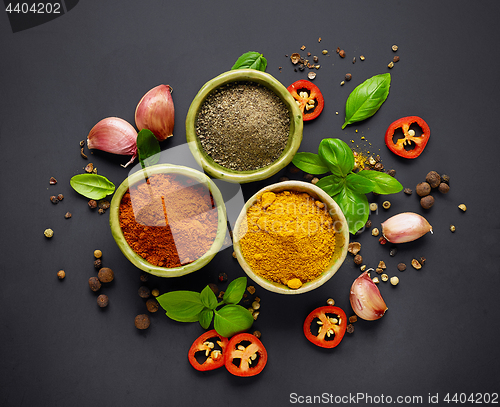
[70,174,115,200]
[318,138,355,177]
[214,305,254,338]
[357,170,403,194]
[292,152,330,175]
[342,73,391,129]
[200,285,218,310]
[333,186,369,235]
[157,291,204,323]
[345,172,374,194]
[223,277,247,305]
[198,308,214,330]
[137,129,161,168]
[315,174,345,197]
[231,52,267,71]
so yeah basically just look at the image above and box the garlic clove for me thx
[87,117,138,168]
[135,84,175,141]
[350,270,388,321]
[381,212,432,244]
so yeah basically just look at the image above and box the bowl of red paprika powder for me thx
[186,69,303,183]
[109,164,228,277]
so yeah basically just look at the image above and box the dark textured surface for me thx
[1,1,499,406]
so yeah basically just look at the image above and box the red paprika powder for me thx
[119,173,219,267]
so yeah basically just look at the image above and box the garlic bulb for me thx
[87,117,138,168]
[135,84,174,141]
[350,271,388,321]
[381,212,432,244]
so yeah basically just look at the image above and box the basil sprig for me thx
[70,174,115,200]
[157,277,253,338]
[136,129,160,169]
[292,138,403,234]
[342,73,391,129]
[231,52,267,72]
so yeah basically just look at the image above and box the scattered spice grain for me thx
[397,263,406,271]
[57,270,65,279]
[97,294,109,308]
[411,259,422,270]
[146,298,159,313]
[135,314,150,330]
[49,177,57,185]
[44,228,54,238]
[98,267,114,283]
[64,212,72,219]
[89,277,101,292]
[138,286,151,299]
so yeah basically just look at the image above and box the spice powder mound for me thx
[238,190,336,288]
[196,82,290,171]
[119,173,219,267]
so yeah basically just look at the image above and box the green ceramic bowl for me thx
[109,164,228,277]
[233,181,349,294]
[185,69,303,183]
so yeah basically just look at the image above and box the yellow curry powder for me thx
[238,190,336,288]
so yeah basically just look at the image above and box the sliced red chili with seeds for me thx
[287,80,324,121]
[303,306,347,348]
[385,116,430,159]
[225,333,267,377]
[188,329,228,371]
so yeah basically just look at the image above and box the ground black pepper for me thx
[196,82,290,171]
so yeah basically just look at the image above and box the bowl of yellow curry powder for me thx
[109,164,228,278]
[233,181,349,294]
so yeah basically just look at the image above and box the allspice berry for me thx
[420,195,435,209]
[146,298,159,313]
[426,171,441,188]
[353,254,363,265]
[416,182,431,197]
[97,294,109,308]
[138,286,151,299]
[98,267,114,283]
[89,276,101,292]
[135,314,150,330]
[438,183,450,194]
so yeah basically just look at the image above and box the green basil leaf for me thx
[345,172,374,194]
[318,138,354,177]
[70,174,115,200]
[223,277,247,305]
[157,291,204,322]
[292,152,329,175]
[333,187,369,235]
[200,285,218,310]
[198,308,214,330]
[137,129,160,168]
[231,52,267,71]
[315,174,345,197]
[214,305,254,338]
[357,170,403,194]
[342,73,391,129]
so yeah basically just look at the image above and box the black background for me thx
[1,1,499,406]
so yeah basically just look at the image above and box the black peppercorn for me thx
[345,73,352,81]
[138,286,151,299]
[218,272,228,283]
[353,254,363,265]
[386,169,396,177]
[140,273,149,282]
[94,259,102,269]
[389,247,398,257]
[208,283,219,296]
[303,173,314,181]
[50,196,59,204]
[441,174,450,184]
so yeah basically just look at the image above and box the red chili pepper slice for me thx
[188,329,228,371]
[224,333,268,377]
[384,116,430,159]
[303,306,347,348]
[287,80,324,121]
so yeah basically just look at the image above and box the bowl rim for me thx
[185,69,303,184]
[232,181,349,294]
[109,164,228,277]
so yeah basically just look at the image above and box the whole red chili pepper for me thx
[287,80,324,121]
[384,116,430,159]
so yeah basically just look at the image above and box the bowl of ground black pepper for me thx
[186,69,303,183]
[109,164,228,277]
[233,181,349,294]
